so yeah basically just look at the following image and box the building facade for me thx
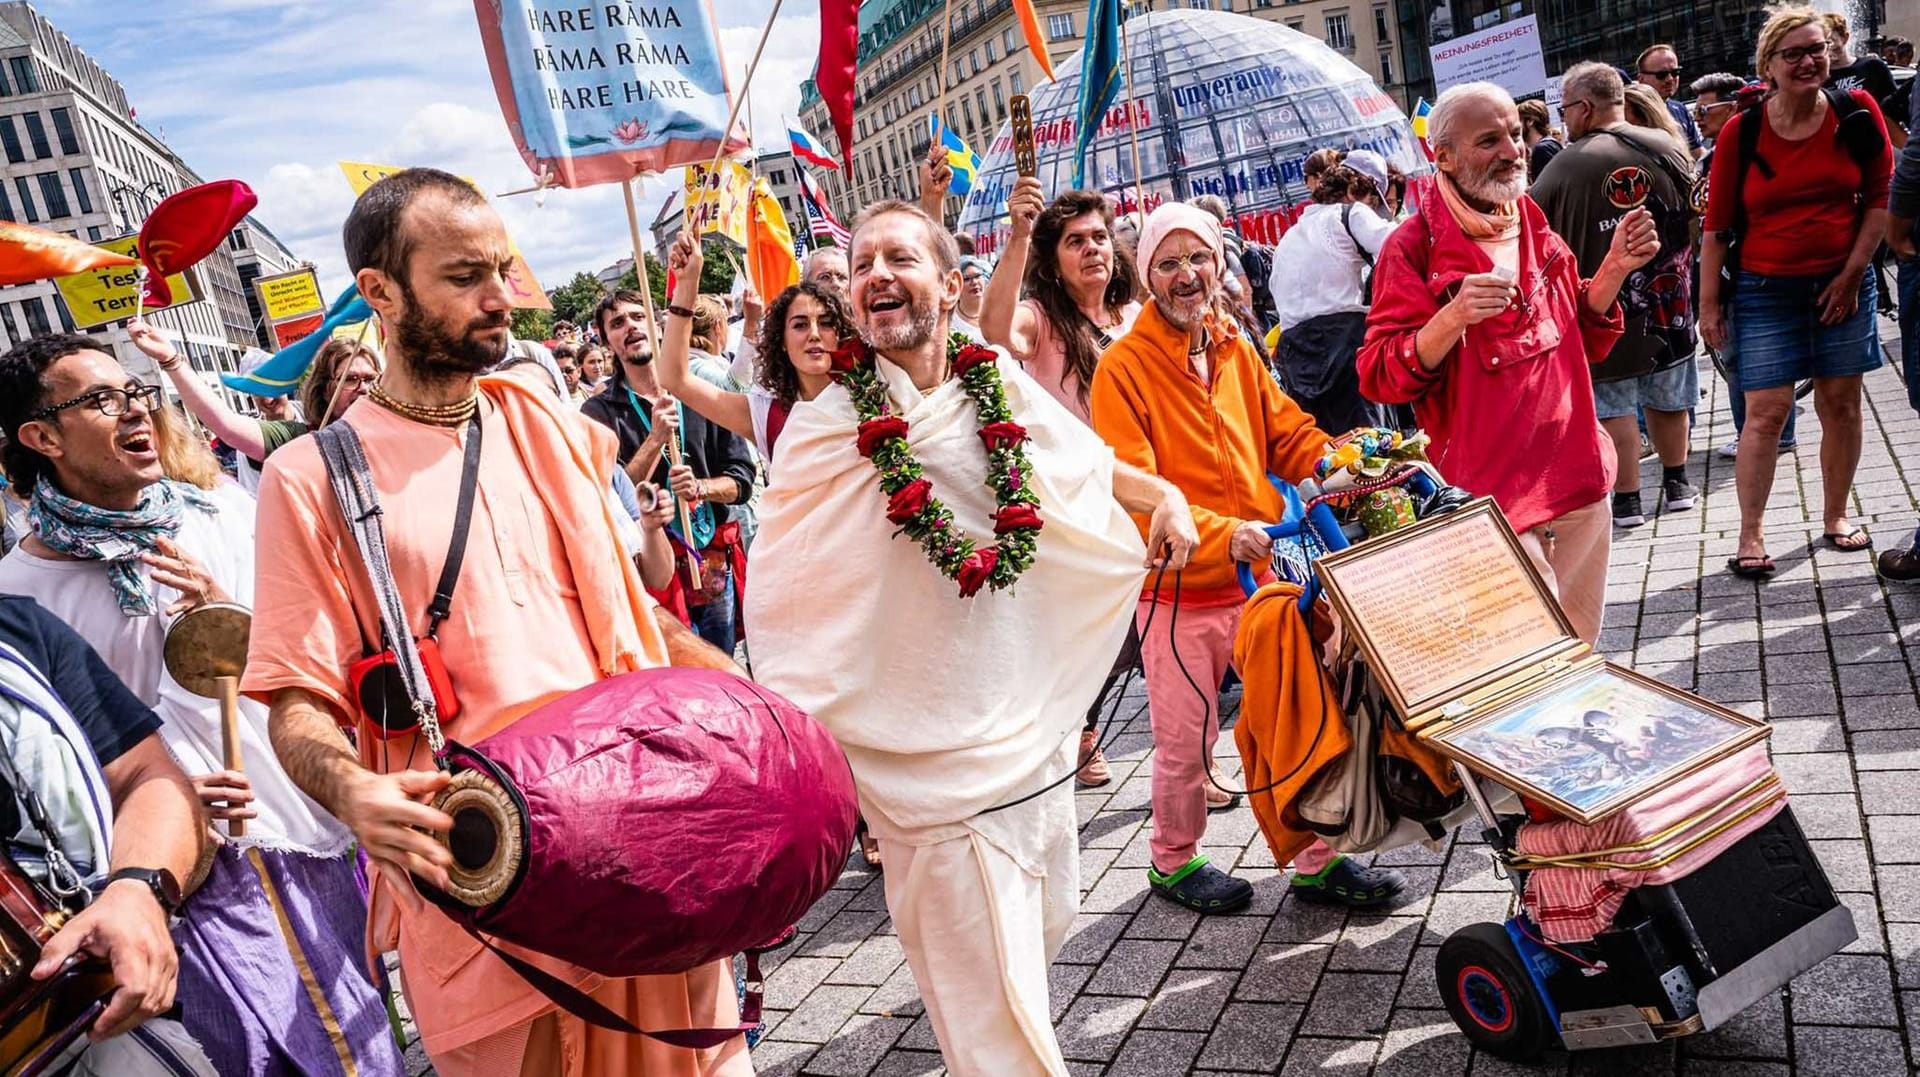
[796,0,1409,225]
[647,148,814,263]
[225,215,300,352]
[0,1,263,411]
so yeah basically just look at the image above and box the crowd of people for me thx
[0,3,1909,1075]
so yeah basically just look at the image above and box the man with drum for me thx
[0,334,402,1074]
[244,169,749,1077]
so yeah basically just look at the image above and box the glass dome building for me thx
[956,8,1425,255]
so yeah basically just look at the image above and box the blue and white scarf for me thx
[27,480,216,617]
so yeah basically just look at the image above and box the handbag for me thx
[312,420,859,1046]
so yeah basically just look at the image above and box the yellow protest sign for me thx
[254,268,324,323]
[683,161,753,248]
[335,161,551,310]
[53,234,201,330]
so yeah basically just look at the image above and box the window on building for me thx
[22,296,50,337]
[992,79,1006,120]
[38,172,69,218]
[1003,28,1016,53]
[87,225,102,241]
[985,38,997,64]
[1047,13,1075,39]
[969,49,980,75]
[909,84,921,108]
[23,112,50,159]
[8,59,34,95]
[1374,5,1391,41]
[1325,12,1353,50]
[1257,0,1274,6]
[961,96,975,133]
[0,116,22,164]
[0,63,10,97]
[0,182,11,222]
[770,168,787,186]
[50,108,78,155]
[12,177,36,223]
[1011,68,1025,95]
[0,304,19,346]
[1379,50,1394,83]
[1286,19,1304,32]
[1187,0,1209,9]
[54,297,73,332]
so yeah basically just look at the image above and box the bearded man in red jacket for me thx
[1357,81,1661,643]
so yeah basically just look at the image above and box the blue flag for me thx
[1072,0,1123,189]
[929,114,981,195]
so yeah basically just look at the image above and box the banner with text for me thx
[472,0,749,187]
[53,234,203,330]
[1429,16,1547,102]
[337,160,553,309]
[682,160,754,248]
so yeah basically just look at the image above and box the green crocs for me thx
[1148,856,1254,914]
[1289,855,1407,908]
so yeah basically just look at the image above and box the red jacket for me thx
[1357,180,1622,534]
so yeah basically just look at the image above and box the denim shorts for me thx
[1593,356,1701,419]
[1729,269,1882,390]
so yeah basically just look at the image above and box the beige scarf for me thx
[1436,169,1521,241]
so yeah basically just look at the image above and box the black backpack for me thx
[1719,87,1886,286]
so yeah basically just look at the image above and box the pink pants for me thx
[1136,596,1338,877]
[1516,498,1611,645]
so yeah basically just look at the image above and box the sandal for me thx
[1820,527,1871,552]
[1204,762,1241,813]
[1726,554,1776,580]
[857,825,883,871]
[1290,856,1407,908]
[1148,856,1253,914]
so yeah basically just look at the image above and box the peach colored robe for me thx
[242,376,747,1076]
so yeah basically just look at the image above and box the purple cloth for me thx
[174,844,403,1076]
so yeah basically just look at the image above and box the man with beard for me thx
[242,169,750,1077]
[0,335,404,1075]
[1533,62,1699,529]
[745,200,1198,1076]
[1359,83,1660,644]
[581,292,755,648]
[1090,203,1410,914]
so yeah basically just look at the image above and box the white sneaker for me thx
[1716,440,1739,459]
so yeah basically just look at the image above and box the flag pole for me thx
[936,0,956,122]
[702,0,785,179]
[1119,9,1148,220]
[622,174,701,589]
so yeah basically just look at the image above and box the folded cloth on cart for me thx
[1512,743,1785,943]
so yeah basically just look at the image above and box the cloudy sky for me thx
[43,0,825,294]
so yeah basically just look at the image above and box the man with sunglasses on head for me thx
[0,334,404,1076]
[1636,44,1706,160]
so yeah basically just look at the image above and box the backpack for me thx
[1719,87,1886,287]
[1341,204,1376,305]
[1240,244,1276,315]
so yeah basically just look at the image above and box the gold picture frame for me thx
[1420,662,1770,825]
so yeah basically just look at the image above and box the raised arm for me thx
[658,229,755,442]
[129,318,269,461]
[919,142,952,224]
[981,176,1046,362]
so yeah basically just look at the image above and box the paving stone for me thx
[1049,962,1096,1023]
[1791,1025,1908,1077]
[775,986,880,1044]
[1106,1028,1206,1076]
[800,908,891,959]
[1852,728,1920,770]
[1300,972,1398,1036]
[1678,1063,1787,1077]
[1684,986,1789,1059]
[1858,770,1920,816]
[1766,716,1847,753]
[1277,1036,1379,1075]
[1058,912,1131,965]
[1789,793,1866,839]
[1890,922,1920,989]
[1839,661,1916,698]
[1869,815,1920,862]
[826,934,907,987]
[862,1050,944,1077]
[1370,1009,1472,1077]
[1194,1001,1302,1071]
[1881,864,1920,923]
[1328,915,1423,972]
[1124,897,1201,941]
[1136,967,1236,1032]
[1396,945,1446,1010]
[1175,915,1268,969]
[1841,694,1920,730]
[1565,1042,1675,1074]
[1789,952,1900,1026]
[1057,995,1150,1063]
[1085,940,1182,997]
[1757,649,1834,685]
[768,956,843,1010]
[1421,891,1515,945]
[1838,890,1886,954]
[751,1039,818,1077]
[857,962,924,1018]
[1234,942,1330,1004]
[802,1014,912,1076]
[1765,682,1840,717]
[1771,750,1857,794]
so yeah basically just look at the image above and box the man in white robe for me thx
[745,201,1198,1076]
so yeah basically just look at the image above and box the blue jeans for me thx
[1723,339,1798,447]
[1898,251,1920,419]
[692,569,737,655]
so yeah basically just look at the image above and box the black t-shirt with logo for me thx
[1532,123,1698,382]
[1828,55,1900,113]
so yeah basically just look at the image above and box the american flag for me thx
[797,166,850,247]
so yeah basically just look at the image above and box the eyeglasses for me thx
[30,383,162,421]
[1691,99,1737,115]
[1150,251,1213,277]
[1771,43,1828,66]
[1639,67,1683,80]
[333,372,378,389]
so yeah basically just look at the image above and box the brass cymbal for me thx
[162,602,252,700]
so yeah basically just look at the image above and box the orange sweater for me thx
[1090,300,1330,606]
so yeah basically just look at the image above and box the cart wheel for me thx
[1436,922,1553,1061]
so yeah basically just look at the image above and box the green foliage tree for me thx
[547,271,609,328]
[510,307,553,341]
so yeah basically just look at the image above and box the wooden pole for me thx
[936,0,956,122]
[702,0,786,179]
[1120,12,1148,221]
[622,176,702,590]
[217,675,245,839]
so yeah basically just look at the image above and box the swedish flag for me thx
[1073,0,1123,189]
[930,114,980,195]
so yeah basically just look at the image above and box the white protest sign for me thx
[1429,16,1548,102]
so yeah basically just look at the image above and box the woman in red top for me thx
[1699,7,1893,578]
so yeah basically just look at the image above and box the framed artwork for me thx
[1423,663,1770,825]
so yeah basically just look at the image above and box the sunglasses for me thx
[31,383,162,421]
[1639,67,1683,79]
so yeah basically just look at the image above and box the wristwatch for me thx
[106,867,183,914]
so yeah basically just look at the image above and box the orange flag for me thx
[745,178,800,303]
[0,222,139,285]
[1013,0,1056,82]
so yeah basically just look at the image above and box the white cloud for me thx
[40,0,826,297]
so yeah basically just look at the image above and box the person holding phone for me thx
[1358,81,1659,645]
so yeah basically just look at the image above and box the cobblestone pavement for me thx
[409,327,1920,1076]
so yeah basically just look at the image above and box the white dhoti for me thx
[746,351,1145,1076]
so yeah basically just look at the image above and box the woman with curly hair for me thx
[656,227,850,463]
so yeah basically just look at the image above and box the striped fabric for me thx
[798,167,850,247]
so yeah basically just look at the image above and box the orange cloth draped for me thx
[0,221,137,284]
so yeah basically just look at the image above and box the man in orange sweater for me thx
[1090,203,1410,914]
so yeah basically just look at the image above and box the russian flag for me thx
[789,126,839,171]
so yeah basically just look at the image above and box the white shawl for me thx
[746,349,1146,836]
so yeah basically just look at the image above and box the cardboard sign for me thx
[682,160,753,247]
[335,160,552,310]
[271,312,326,350]
[1429,16,1548,101]
[53,234,202,330]
[255,268,325,323]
